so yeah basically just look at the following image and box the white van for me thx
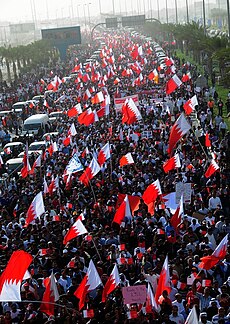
[6,157,24,174]
[12,102,26,110]
[22,114,51,136]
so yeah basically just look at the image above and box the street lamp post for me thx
[87,3,91,27]
[112,0,115,15]
[83,4,87,27]
[77,5,80,24]
[203,0,206,35]
[166,0,169,24]
[157,0,160,21]
[175,0,178,24]
[227,0,230,39]
[186,0,189,24]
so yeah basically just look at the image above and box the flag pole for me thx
[92,237,102,262]
[191,128,209,161]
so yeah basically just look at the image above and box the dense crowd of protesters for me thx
[0,29,229,323]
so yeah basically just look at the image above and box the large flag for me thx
[162,192,177,213]
[170,195,183,232]
[113,195,132,225]
[122,98,142,125]
[25,192,45,226]
[102,264,120,302]
[40,272,59,316]
[65,153,84,175]
[97,143,111,166]
[67,103,82,117]
[204,159,219,178]
[183,95,198,115]
[163,153,181,173]
[74,260,102,310]
[0,251,33,301]
[168,113,191,155]
[78,108,95,126]
[142,180,162,215]
[166,74,182,95]
[199,234,228,270]
[116,194,141,214]
[91,91,104,105]
[63,218,88,245]
[79,157,100,186]
[185,306,199,324]
[155,255,171,304]
[119,153,134,167]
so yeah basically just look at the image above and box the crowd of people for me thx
[0,28,229,324]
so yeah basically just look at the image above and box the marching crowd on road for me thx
[0,29,229,324]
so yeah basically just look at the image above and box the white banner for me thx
[114,94,139,112]
[65,153,83,174]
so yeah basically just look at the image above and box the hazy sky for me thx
[0,0,210,23]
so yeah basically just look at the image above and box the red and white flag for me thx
[43,176,49,195]
[63,218,88,245]
[155,255,171,304]
[148,69,158,82]
[40,272,59,316]
[204,159,219,178]
[25,192,45,226]
[102,264,120,302]
[166,74,182,95]
[113,195,132,225]
[97,143,111,166]
[205,133,211,147]
[29,154,42,175]
[21,144,31,178]
[68,123,77,136]
[170,195,183,232]
[185,306,199,324]
[145,283,159,313]
[183,95,198,115]
[119,153,134,167]
[83,310,94,318]
[199,234,228,270]
[74,260,102,310]
[142,180,162,215]
[127,310,138,319]
[47,142,58,156]
[122,98,142,125]
[163,153,181,173]
[79,157,101,186]
[78,108,95,126]
[181,72,191,83]
[0,251,33,301]
[39,249,48,256]
[91,91,104,105]
[67,103,82,117]
[168,113,191,155]
[48,176,59,195]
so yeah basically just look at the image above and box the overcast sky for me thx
[0,0,218,23]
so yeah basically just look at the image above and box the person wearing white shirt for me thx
[208,192,222,211]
